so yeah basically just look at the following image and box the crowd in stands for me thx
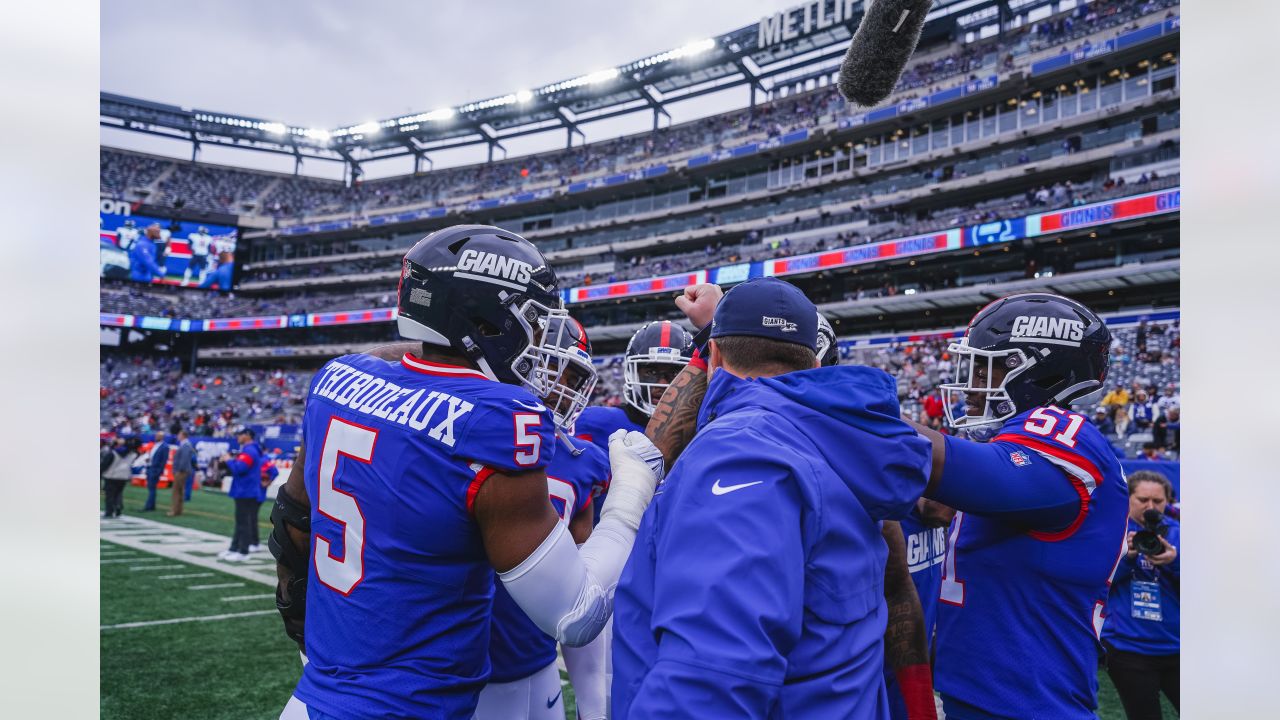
[99,150,168,196]
[100,355,309,437]
[98,0,1177,220]
[155,161,275,213]
[100,163,1176,327]
[100,279,394,319]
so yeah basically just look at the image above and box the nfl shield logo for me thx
[1010,450,1032,467]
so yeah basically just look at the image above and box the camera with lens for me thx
[1131,508,1169,556]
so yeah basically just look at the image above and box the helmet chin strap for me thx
[472,355,501,383]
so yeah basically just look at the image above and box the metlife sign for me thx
[758,0,861,49]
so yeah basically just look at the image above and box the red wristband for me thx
[689,348,707,372]
[895,663,937,720]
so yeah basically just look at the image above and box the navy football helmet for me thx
[941,293,1110,429]
[623,320,694,416]
[815,312,839,367]
[396,225,566,388]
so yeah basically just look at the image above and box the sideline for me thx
[100,515,277,587]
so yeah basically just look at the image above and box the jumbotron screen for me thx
[99,209,238,290]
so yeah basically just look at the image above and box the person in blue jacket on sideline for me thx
[612,277,933,719]
[219,427,263,562]
[1102,470,1180,718]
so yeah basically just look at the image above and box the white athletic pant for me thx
[473,660,564,720]
[279,695,309,720]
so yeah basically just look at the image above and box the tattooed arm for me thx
[882,520,930,668]
[644,362,708,466]
[882,520,938,719]
[644,283,723,465]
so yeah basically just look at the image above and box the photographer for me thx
[1102,470,1180,718]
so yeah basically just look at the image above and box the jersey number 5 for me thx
[315,417,377,595]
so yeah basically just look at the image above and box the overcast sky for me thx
[101,0,794,179]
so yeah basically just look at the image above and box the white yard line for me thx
[129,564,184,572]
[221,595,273,603]
[188,583,245,591]
[100,610,276,631]
[101,557,161,565]
[157,573,215,580]
[100,517,276,587]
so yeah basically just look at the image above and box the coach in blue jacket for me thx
[219,427,263,562]
[612,278,933,719]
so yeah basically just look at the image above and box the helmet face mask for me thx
[623,351,686,416]
[940,339,1035,429]
[622,321,695,417]
[514,311,597,431]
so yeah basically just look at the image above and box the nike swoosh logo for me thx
[711,479,763,495]
[546,690,562,709]
[513,399,548,412]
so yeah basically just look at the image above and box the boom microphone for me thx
[837,0,934,107]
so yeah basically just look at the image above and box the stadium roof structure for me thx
[101,0,1017,173]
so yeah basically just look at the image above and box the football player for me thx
[477,314,611,720]
[575,320,693,453]
[914,293,1129,719]
[270,225,663,720]
[184,225,213,285]
[116,218,139,252]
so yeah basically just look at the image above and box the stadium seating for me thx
[98,0,1179,222]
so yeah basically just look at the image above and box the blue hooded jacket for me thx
[128,236,165,282]
[225,442,263,499]
[612,365,933,719]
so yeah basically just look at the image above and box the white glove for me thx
[603,430,663,532]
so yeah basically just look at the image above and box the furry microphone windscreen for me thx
[837,0,934,107]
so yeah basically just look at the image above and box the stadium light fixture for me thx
[515,89,534,103]
[262,122,287,135]
[352,121,381,135]
[585,68,620,84]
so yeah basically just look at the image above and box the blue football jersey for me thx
[902,509,947,641]
[293,353,556,720]
[488,435,610,683]
[934,406,1129,719]
[574,405,642,457]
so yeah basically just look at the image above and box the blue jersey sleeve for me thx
[451,393,556,474]
[931,434,1084,531]
[631,439,803,717]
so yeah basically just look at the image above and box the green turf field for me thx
[102,484,1171,719]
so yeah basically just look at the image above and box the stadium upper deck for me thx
[99,0,1179,359]
[100,0,1177,225]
